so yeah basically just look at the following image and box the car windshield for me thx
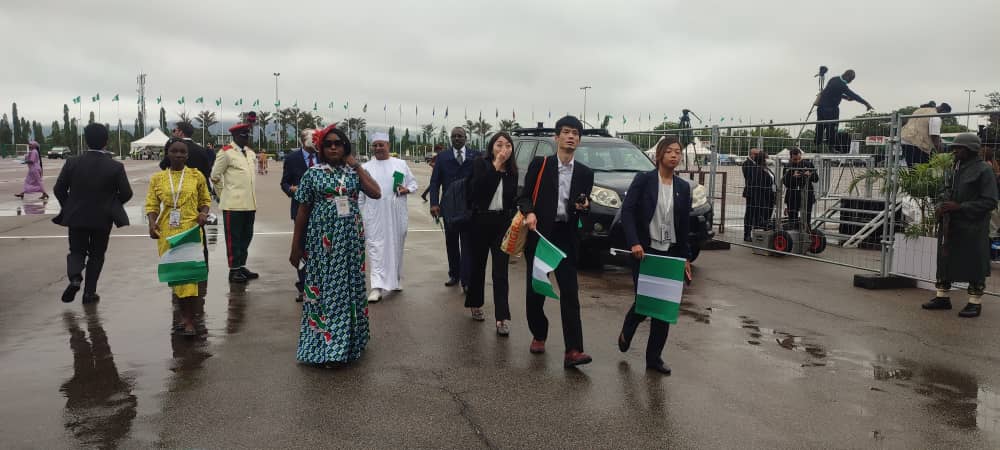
[574,142,655,172]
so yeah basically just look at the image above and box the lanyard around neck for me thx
[167,169,186,209]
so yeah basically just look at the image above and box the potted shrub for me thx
[851,153,953,286]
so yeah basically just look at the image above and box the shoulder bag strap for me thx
[531,157,548,206]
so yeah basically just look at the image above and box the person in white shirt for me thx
[360,132,418,302]
[901,103,951,167]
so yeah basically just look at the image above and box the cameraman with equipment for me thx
[782,148,818,229]
[814,69,874,152]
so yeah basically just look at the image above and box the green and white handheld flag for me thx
[531,232,566,299]
[634,254,686,324]
[157,225,208,286]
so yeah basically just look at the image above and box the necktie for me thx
[308,153,315,167]
[456,149,463,165]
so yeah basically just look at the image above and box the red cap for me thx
[229,123,252,133]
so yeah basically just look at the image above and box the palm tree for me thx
[177,111,194,127]
[475,118,493,149]
[498,119,520,132]
[194,110,218,146]
[256,111,272,150]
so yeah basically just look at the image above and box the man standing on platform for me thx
[280,129,316,302]
[361,132,419,302]
[922,134,998,318]
[212,122,259,284]
[428,127,479,290]
[814,69,874,151]
[518,115,595,368]
[53,123,133,303]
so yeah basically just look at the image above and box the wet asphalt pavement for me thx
[2,157,1000,448]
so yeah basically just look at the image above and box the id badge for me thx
[662,225,674,243]
[335,197,351,217]
[168,209,182,228]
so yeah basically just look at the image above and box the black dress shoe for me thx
[295,293,304,303]
[921,297,952,310]
[81,293,100,304]
[618,329,635,353]
[240,267,260,279]
[61,283,81,303]
[229,269,248,283]
[647,363,672,375]
[959,303,982,318]
[444,278,459,287]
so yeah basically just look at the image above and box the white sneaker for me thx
[367,289,382,303]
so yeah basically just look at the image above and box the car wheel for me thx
[577,246,604,270]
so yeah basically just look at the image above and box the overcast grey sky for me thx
[2,0,997,134]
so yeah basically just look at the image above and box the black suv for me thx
[511,125,714,264]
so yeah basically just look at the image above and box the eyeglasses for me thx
[322,140,345,149]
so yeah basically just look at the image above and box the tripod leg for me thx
[797,105,816,139]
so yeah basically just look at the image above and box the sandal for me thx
[41,194,49,200]
[14,193,24,199]
[471,308,485,321]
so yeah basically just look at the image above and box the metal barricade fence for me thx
[885,110,1000,296]
[621,110,1000,295]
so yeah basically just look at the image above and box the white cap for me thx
[371,132,390,143]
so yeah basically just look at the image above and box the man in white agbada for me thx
[360,132,418,302]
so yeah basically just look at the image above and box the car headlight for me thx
[591,186,622,209]
[691,183,708,209]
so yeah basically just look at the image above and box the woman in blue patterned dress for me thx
[289,125,381,366]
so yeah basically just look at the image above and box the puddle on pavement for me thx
[677,300,1000,438]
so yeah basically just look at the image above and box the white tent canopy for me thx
[130,128,170,156]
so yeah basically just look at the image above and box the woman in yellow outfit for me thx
[146,138,212,335]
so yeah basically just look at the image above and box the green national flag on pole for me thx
[275,99,281,107]
[313,101,318,111]
[72,96,81,104]
[634,254,686,324]
[293,100,298,108]
[215,98,222,106]
[234,98,243,106]
[177,97,185,105]
[91,93,100,102]
[156,96,162,104]
[157,225,208,286]
[329,101,335,109]
[112,94,119,102]
[363,103,368,113]
[195,97,204,104]
[531,233,566,299]
[137,97,142,104]
[343,102,349,110]
[253,99,260,106]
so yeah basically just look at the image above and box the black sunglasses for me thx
[322,139,345,149]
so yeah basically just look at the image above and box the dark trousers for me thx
[787,204,813,231]
[465,212,511,321]
[67,226,112,294]
[223,210,255,269]
[525,222,583,352]
[743,196,774,239]
[444,220,471,286]
[814,106,839,149]
[937,280,986,296]
[622,245,684,366]
[293,220,305,292]
[902,144,931,167]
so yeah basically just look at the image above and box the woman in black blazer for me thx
[465,132,518,335]
[617,136,692,375]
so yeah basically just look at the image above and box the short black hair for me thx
[789,147,803,156]
[554,115,583,135]
[938,103,952,113]
[175,121,195,137]
[84,123,109,149]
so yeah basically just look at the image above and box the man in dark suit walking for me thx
[53,123,133,304]
[280,128,316,302]
[428,127,479,288]
[517,115,595,368]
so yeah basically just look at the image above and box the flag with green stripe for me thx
[157,225,207,286]
[635,254,685,323]
[531,233,566,299]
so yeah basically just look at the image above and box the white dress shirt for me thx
[556,157,574,221]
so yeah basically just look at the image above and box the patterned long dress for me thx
[293,164,369,364]
[22,148,46,194]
